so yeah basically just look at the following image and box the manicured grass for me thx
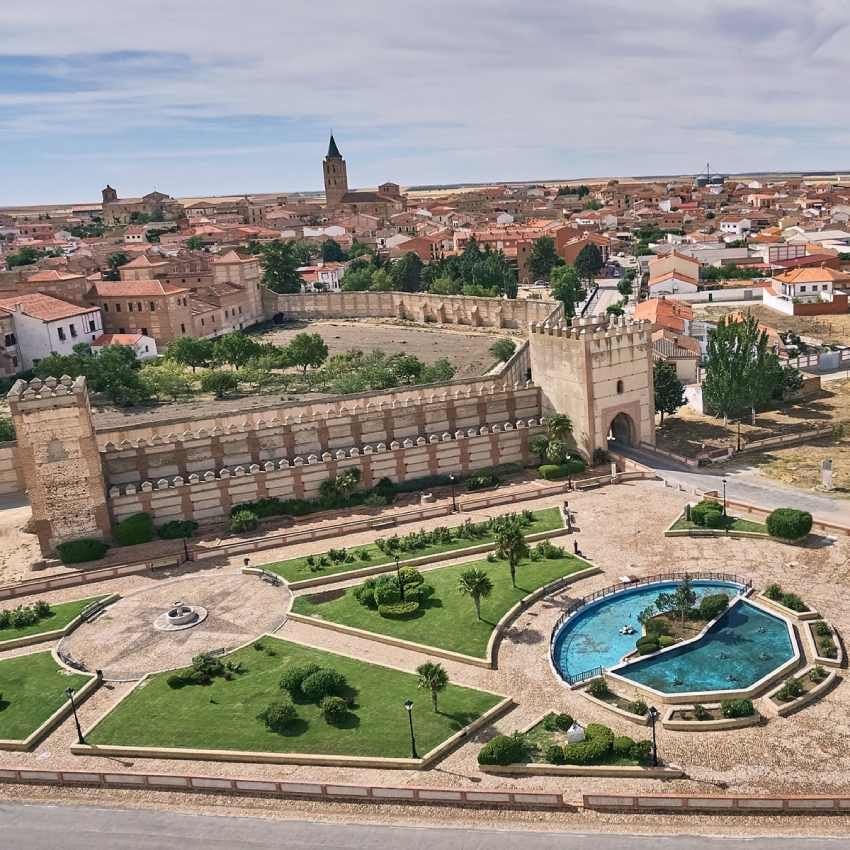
[292,551,588,658]
[672,514,767,534]
[264,508,563,582]
[0,651,91,741]
[523,715,644,765]
[87,638,501,757]
[0,595,107,645]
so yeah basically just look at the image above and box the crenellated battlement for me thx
[7,375,88,407]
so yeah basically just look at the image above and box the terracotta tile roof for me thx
[25,269,83,282]
[648,270,700,286]
[634,297,694,333]
[91,333,143,347]
[0,293,97,322]
[652,329,701,358]
[91,279,189,297]
[774,266,849,284]
[213,250,254,264]
[122,254,168,269]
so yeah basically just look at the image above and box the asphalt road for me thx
[614,442,847,525]
[1,803,847,849]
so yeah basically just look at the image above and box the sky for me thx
[1,1,849,206]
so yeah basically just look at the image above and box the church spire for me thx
[327,133,342,159]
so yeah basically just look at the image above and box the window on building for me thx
[32,358,40,366]
[201,318,205,326]
[149,302,155,311]
[137,302,142,312]
[128,302,134,311]
[4,333,15,346]
[69,324,77,338]
[89,320,96,332]
[102,303,109,312]
[119,327,125,334]
[11,356,17,368]
[800,285,806,292]
[57,327,66,341]
[616,379,624,394]
[180,323,186,334]
[141,327,148,336]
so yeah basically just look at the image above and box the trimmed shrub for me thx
[764,583,783,601]
[157,519,199,539]
[230,509,259,533]
[657,635,676,648]
[702,509,725,529]
[636,636,660,655]
[585,723,615,746]
[259,699,298,732]
[378,600,420,618]
[554,712,574,731]
[189,652,224,685]
[279,663,322,697]
[815,621,832,637]
[630,739,653,763]
[689,499,719,527]
[626,700,648,716]
[818,635,838,658]
[766,508,813,541]
[586,678,609,699]
[720,698,754,719]
[613,735,636,758]
[465,468,501,491]
[477,733,528,766]
[113,512,154,546]
[776,678,804,701]
[320,695,349,725]
[545,744,566,764]
[301,668,347,703]
[699,593,730,621]
[538,459,586,480]
[781,592,806,612]
[56,538,109,564]
[561,726,613,765]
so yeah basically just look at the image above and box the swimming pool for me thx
[551,579,744,684]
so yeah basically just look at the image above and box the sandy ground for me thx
[89,319,513,429]
[2,481,850,814]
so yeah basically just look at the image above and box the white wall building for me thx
[91,332,158,360]
[0,293,103,370]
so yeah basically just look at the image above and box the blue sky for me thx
[1,1,849,205]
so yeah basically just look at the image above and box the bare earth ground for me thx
[656,378,850,494]
[696,303,850,347]
[89,319,511,429]
[2,480,850,826]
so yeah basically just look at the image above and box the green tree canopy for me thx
[416,661,449,712]
[550,265,586,319]
[213,332,263,368]
[165,336,214,372]
[494,517,529,587]
[286,332,329,373]
[653,361,686,424]
[260,241,303,294]
[574,243,604,282]
[200,370,240,399]
[321,239,346,262]
[527,236,563,281]
[456,567,494,621]
[390,252,424,292]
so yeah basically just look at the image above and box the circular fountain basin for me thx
[154,604,208,632]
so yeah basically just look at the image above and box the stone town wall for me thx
[109,420,546,525]
[0,442,24,497]
[265,290,562,331]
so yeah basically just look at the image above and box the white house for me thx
[297,261,346,292]
[495,212,514,225]
[719,218,751,238]
[124,225,147,244]
[91,332,158,360]
[0,293,103,370]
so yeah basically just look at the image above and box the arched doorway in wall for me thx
[608,411,637,447]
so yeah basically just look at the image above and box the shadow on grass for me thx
[436,708,481,731]
[0,697,8,712]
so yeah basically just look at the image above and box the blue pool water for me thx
[616,600,795,694]
[552,580,743,682]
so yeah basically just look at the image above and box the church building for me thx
[322,135,405,220]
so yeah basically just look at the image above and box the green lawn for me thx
[523,714,644,765]
[87,638,501,757]
[672,514,767,534]
[0,651,91,741]
[264,508,563,582]
[292,552,588,658]
[0,595,108,645]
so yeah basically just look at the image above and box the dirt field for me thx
[656,378,850,495]
[90,320,510,430]
[697,303,850,346]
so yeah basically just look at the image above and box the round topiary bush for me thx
[613,735,636,758]
[320,695,349,725]
[113,512,154,547]
[689,499,719,527]
[259,698,298,732]
[300,668,347,703]
[477,733,528,766]
[56,538,110,564]
[157,520,199,540]
[766,508,813,542]
[554,712,574,731]
[377,600,420,618]
[279,663,322,696]
[702,509,725,529]
[545,744,566,764]
[636,636,660,655]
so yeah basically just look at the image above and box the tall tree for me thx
[213,332,262,368]
[549,265,586,319]
[456,568,494,620]
[286,332,328,373]
[321,238,346,262]
[260,241,302,294]
[416,661,449,712]
[494,517,529,588]
[166,336,214,372]
[390,252,424,292]
[653,361,686,424]
[527,236,562,280]
[545,414,573,444]
[574,243,604,283]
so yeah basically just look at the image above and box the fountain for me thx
[154,600,208,632]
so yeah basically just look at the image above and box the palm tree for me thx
[546,414,573,444]
[416,661,449,711]
[457,568,494,620]
[494,518,529,587]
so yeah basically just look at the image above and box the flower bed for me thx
[662,701,763,731]
[808,621,843,667]
[768,665,837,717]
[580,678,649,726]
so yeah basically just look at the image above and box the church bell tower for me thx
[323,134,348,209]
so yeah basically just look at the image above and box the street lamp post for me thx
[404,699,418,759]
[66,687,85,745]
[736,420,742,452]
[648,705,660,767]
[721,478,728,516]
[449,474,457,512]
[396,556,404,602]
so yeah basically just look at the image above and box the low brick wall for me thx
[583,793,850,813]
[481,763,683,779]
[0,441,23,497]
